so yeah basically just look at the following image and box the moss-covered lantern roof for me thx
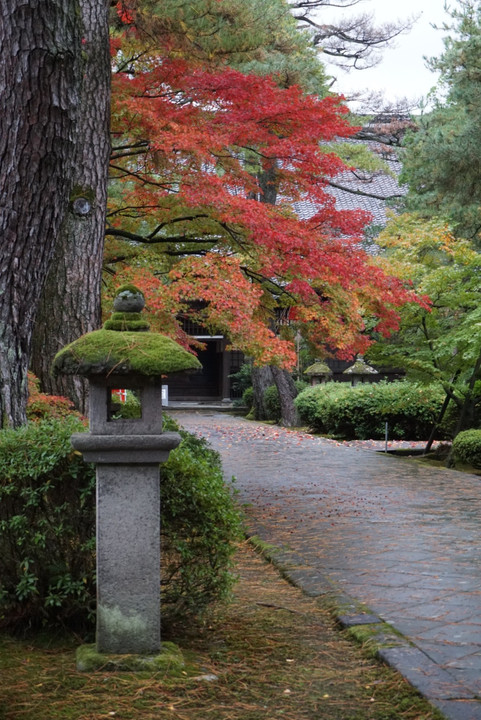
[52,285,201,378]
[342,357,379,376]
[304,361,332,376]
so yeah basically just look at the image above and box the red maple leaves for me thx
[107,30,416,366]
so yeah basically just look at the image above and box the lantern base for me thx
[76,642,185,673]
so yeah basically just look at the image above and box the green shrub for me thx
[264,379,308,423]
[452,429,481,468]
[110,389,142,419]
[241,386,254,409]
[0,416,96,632]
[295,381,446,440]
[293,383,341,433]
[229,363,252,396]
[160,415,243,626]
[264,384,281,422]
[0,415,243,633]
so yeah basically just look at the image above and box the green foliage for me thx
[230,362,253,408]
[0,415,243,632]
[110,390,142,419]
[369,214,481,433]
[138,0,328,94]
[0,417,96,631]
[452,429,481,468]
[229,362,252,396]
[295,381,446,440]
[161,415,243,625]
[401,2,481,241]
[242,386,254,409]
[264,379,308,423]
[264,384,281,422]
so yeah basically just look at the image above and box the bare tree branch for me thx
[289,0,418,70]
[327,178,404,201]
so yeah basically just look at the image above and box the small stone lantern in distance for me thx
[342,356,379,387]
[53,285,201,657]
[304,361,333,387]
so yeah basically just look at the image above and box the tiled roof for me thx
[294,140,406,229]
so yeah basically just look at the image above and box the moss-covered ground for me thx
[0,542,443,720]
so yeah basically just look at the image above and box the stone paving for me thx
[172,411,481,720]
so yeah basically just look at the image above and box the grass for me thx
[0,542,443,720]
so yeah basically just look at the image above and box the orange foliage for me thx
[106,28,418,367]
[26,373,83,422]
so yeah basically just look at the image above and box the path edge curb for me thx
[246,533,481,720]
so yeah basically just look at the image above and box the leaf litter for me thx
[0,541,442,720]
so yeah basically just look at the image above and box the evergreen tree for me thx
[402,1,481,242]
[0,0,87,428]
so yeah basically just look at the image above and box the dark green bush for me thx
[295,381,446,440]
[0,416,95,632]
[264,384,281,422]
[264,379,309,423]
[110,390,142,419]
[229,362,252,396]
[160,415,243,626]
[241,386,254,409]
[452,429,481,468]
[0,415,243,633]
[294,383,339,432]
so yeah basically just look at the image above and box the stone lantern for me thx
[304,360,333,386]
[342,356,379,386]
[53,285,201,657]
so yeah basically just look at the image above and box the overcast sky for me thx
[318,0,451,109]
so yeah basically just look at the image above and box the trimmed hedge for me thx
[452,429,481,468]
[295,381,446,440]
[0,415,243,633]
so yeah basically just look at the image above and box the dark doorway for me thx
[168,341,221,400]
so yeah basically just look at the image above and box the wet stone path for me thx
[171,411,481,720]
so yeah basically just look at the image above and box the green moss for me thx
[110,312,143,322]
[103,311,150,331]
[103,319,150,331]
[116,284,144,296]
[344,623,406,660]
[304,362,332,376]
[53,329,201,378]
[248,535,283,560]
[76,641,185,673]
[343,358,378,375]
[69,185,95,203]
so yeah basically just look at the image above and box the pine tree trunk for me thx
[0,0,82,427]
[31,0,111,414]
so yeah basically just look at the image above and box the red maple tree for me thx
[105,13,417,368]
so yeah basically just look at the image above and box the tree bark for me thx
[30,0,111,414]
[271,366,300,427]
[254,161,300,426]
[447,349,481,467]
[257,159,279,205]
[252,366,274,421]
[0,0,83,427]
